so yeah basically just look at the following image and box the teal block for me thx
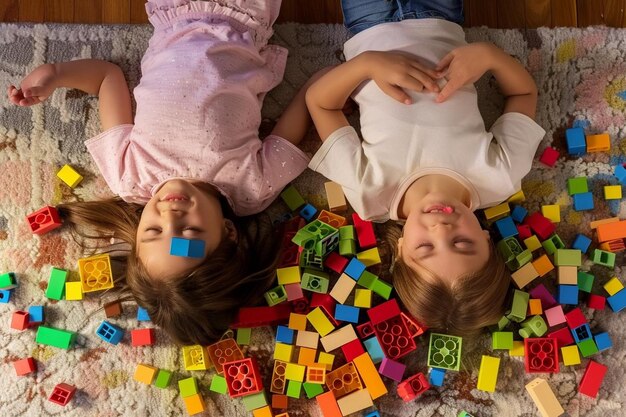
[46,267,67,300]
[577,271,594,293]
[302,382,324,399]
[178,377,198,398]
[209,375,228,394]
[154,370,172,388]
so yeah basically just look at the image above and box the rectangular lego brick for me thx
[131,328,156,347]
[285,363,306,382]
[476,355,500,392]
[529,284,558,309]
[334,304,360,323]
[509,341,525,357]
[528,299,543,316]
[316,390,342,417]
[604,185,622,199]
[251,406,272,417]
[0,272,17,289]
[579,360,607,398]
[511,262,539,289]
[324,181,347,212]
[272,393,288,410]
[295,330,319,349]
[379,357,406,382]
[286,380,302,399]
[532,254,554,277]
[591,249,616,267]
[134,363,158,385]
[36,325,76,349]
[367,298,401,325]
[507,289,529,323]
[27,205,62,234]
[554,249,582,266]
[507,189,526,203]
[336,389,374,416]
[274,343,294,362]
[492,332,514,350]
[320,324,358,352]
[307,307,335,336]
[356,247,381,267]
[483,202,510,221]
[329,273,356,304]
[13,357,36,376]
[306,366,326,384]
[541,205,560,223]
[561,345,581,366]
[48,382,76,406]
[607,288,626,312]
[525,378,564,417]
[317,351,335,371]
[577,271,594,293]
[340,338,365,362]
[371,278,393,299]
[586,133,610,152]
[28,305,44,324]
[46,267,67,300]
[154,369,173,388]
[352,213,376,249]
[277,266,301,285]
[302,382,324,399]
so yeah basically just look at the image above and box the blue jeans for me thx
[342,0,464,35]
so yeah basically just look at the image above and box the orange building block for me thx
[134,363,158,385]
[306,366,327,384]
[528,299,543,316]
[297,347,317,366]
[183,393,206,416]
[206,338,243,375]
[352,352,388,400]
[586,133,610,152]
[325,362,362,398]
[317,210,348,228]
[316,391,342,417]
[270,360,288,394]
[532,254,554,277]
[596,220,626,243]
[590,217,619,229]
[272,394,289,410]
[252,406,273,417]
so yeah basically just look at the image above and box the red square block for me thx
[373,315,416,360]
[564,307,587,329]
[324,252,349,274]
[516,224,532,240]
[587,294,606,310]
[547,327,574,348]
[524,338,559,373]
[11,311,29,331]
[524,212,556,240]
[341,339,365,362]
[539,146,559,167]
[131,328,155,346]
[222,357,263,398]
[26,206,62,235]
[397,372,430,401]
[367,299,401,325]
[48,383,76,406]
[14,357,37,376]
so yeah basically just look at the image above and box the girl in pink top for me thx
[8,0,317,345]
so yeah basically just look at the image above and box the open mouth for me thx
[424,205,454,214]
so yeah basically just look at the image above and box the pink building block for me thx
[379,358,406,382]
[544,305,566,327]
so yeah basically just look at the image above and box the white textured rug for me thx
[0,22,625,417]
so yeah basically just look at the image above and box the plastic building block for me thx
[28,305,44,324]
[510,341,525,357]
[547,327,574,348]
[65,281,83,301]
[232,304,291,329]
[529,284,558,309]
[0,290,12,304]
[525,378,564,417]
[235,328,252,346]
[604,185,622,199]
[48,383,76,406]
[607,288,626,312]
[495,216,518,238]
[379,357,406,382]
[223,357,263,398]
[428,368,446,387]
[367,299,401,325]
[565,307,587,329]
[137,306,151,321]
[320,324,358,352]
[207,338,244,375]
[572,323,591,344]
[528,298,542,315]
[579,360,607,398]
[284,283,304,301]
[356,247,381,267]
[604,276,624,296]
[285,363,306,382]
[10,310,29,331]
[350,352,387,400]
[179,376,199,398]
[541,205,560,223]
[363,336,384,364]
[96,321,124,345]
[78,254,114,292]
[134,363,158,385]
[577,271,594,293]
[524,338,559,373]
[301,269,329,294]
[299,203,317,221]
[324,181,347,212]
[557,285,578,305]
[317,210,348,228]
[272,394,289,409]
[344,258,366,280]
[288,312,307,331]
[492,332,513,349]
[286,380,302,399]
[209,374,228,394]
[373,315,416,359]
[554,249,581,266]
[594,332,612,352]
[183,393,206,416]
[334,304,360,323]
[567,177,588,195]
[131,328,155,347]
[397,372,429,401]
[591,249,616,267]
[508,189,526,204]
[510,204,528,223]
[281,185,305,211]
[46,267,67,300]
[0,272,17,289]
[586,133,610,152]
[577,338,599,357]
[596,219,626,242]
[519,316,547,338]
[329,273,356,304]
[353,288,372,308]
[305,365,326,384]
[588,294,606,310]
[565,127,586,154]
[599,238,626,252]
[561,345,581,366]
[325,362,362,398]
[270,360,287,394]
[352,213,376,249]
[357,270,378,290]
[316,391,342,417]
[544,305,566,327]
[302,382,324,399]
[296,330,319,349]
[507,289,529,323]
[428,333,462,371]
[339,339,365,362]
[323,252,349,274]
[276,325,294,344]
[336,389,374,416]
[402,312,426,337]
[296,347,317,367]
[511,262,539,289]
[616,163,626,184]
[26,205,62,234]
[318,351,335,371]
[299,248,325,270]
[524,212,556,240]
[557,266,577,285]
[264,285,287,306]
[484,202,511,221]
[14,357,36,376]
[36,325,76,349]
[532,254,554,277]
[572,234,592,253]
[277,266,301,285]
[572,192,594,211]
[274,343,294,363]
[371,278,393,299]
[154,369,172,388]
[539,147,559,167]
[57,164,83,188]
[476,355,500,392]
[170,237,205,258]
[518,224,533,241]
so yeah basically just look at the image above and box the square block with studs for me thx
[427,333,462,371]
[78,254,114,293]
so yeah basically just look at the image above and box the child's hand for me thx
[7,63,58,106]
[435,42,496,103]
[365,51,441,104]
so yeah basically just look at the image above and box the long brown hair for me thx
[57,196,280,345]
[385,222,511,339]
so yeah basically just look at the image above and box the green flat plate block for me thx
[286,380,302,399]
[0,272,17,289]
[236,328,252,345]
[371,279,393,300]
[427,333,463,371]
[567,177,588,195]
[577,271,594,293]
[554,249,582,266]
[154,369,172,388]
[492,331,514,349]
[46,267,67,300]
[178,377,198,398]
[35,325,76,349]
[577,339,599,357]
[507,289,529,323]
[242,391,267,411]
[209,375,228,394]
[591,249,616,267]
[302,382,324,399]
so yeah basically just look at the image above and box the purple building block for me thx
[379,358,406,382]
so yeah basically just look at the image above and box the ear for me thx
[483,229,491,240]
[224,219,238,242]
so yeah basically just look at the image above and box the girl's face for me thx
[397,193,491,285]
[136,179,236,280]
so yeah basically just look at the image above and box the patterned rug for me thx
[1,22,625,417]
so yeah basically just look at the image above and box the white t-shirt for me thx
[309,19,546,222]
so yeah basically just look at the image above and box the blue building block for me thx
[594,332,612,352]
[511,205,528,223]
[137,306,151,322]
[28,305,44,324]
[0,289,11,304]
[334,304,360,323]
[344,258,366,280]
[572,234,592,254]
[615,164,626,185]
[607,288,626,312]
[363,336,384,364]
[429,367,446,387]
[566,127,586,155]
[276,325,294,344]
[365,412,381,417]
[571,323,591,343]
[572,192,594,211]
[170,237,205,258]
[299,204,318,222]
[557,285,579,305]
[495,216,518,239]
[96,320,124,345]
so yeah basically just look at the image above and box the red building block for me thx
[516,224,532,240]
[131,328,155,346]
[524,212,556,240]
[341,339,365,362]
[524,338,559,373]
[352,213,377,249]
[48,383,76,406]
[14,357,37,376]
[367,299,401,325]
[271,394,288,410]
[26,206,62,235]
[310,293,339,327]
[587,294,606,310]
[579,360,607,398]
[231,304,292,329]
[397,372,430,401]
[547,327,574,348]
[223,357,263,398]
[373,315,417,360]
[356,321,375,339]
[207,338,244,375]
[564,307,587,329]
[324,252,349,274]
[11,311,29,331]
[290,296,310,314]
[401,312,427,338]
[538,147,559,167]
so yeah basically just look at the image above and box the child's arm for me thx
[306,51,441,141]
[435,42,538,119]
[8,59,133,131]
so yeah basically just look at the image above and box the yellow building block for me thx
[476,355,500,392]
[604,185,622,200]
[354,289,372,308]
[356,247,381,267]
[288,313,308,331]
[78,254,114,292]
[134,363,158,385]
[483,202,510,221]
[561,345,581,366]
[557,266,578,285]
[182,345,209,371]
[317,351,335,371]
[507,189,526,204]
[528,299,542,316]
[183,393,206,416]
[523,235,542,252]
[275,413,290,417]
[277,266,301,285]
[586,133,610,152]
[509,341,525,357]
[525,378,564,417]
[274,343,294,362]
[532,254,554,277]
[307,307,335,337]
[297,347,317,366]
[541,205,560,223]
[57,164,83,188]
[65,281,83,301]
[352,352,388,400]
[285,363,306,382]
[604,276,624,296]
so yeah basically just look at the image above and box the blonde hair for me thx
[57,197,280,345]
[385,222,511,339]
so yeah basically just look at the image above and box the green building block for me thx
[591,249,616,267]
[339,226,355,240]
[264,285,287,306]
[301,269,330,294]
[286,380,302,399]
[458,412,475,417]
[35,325,76,349]
[541,234,565,255]
[577,271,594,293]
[371,279,393,300]
[554,249,582,266]
[508,249,533,271]
[209,375,228,394]
[242,391,267,411]
[302,382,324,399]
[292,228,317,250]
[280,185,305,211]
[178,377,198,398]
[492,331,514,349]
[236,328,252,345]
[315,231,340,257]
[0,272,17,289]
[338,239,356,256]
[567,177,588,195]
[299,249,324,271]
[357,270,378,290]
[507,289,529,323]
[519,315,547,338]
[46,267,67,300]
[577,339,599,357]
[154,369,172,388]
[427,333,462,371]
[490,315,511,332]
